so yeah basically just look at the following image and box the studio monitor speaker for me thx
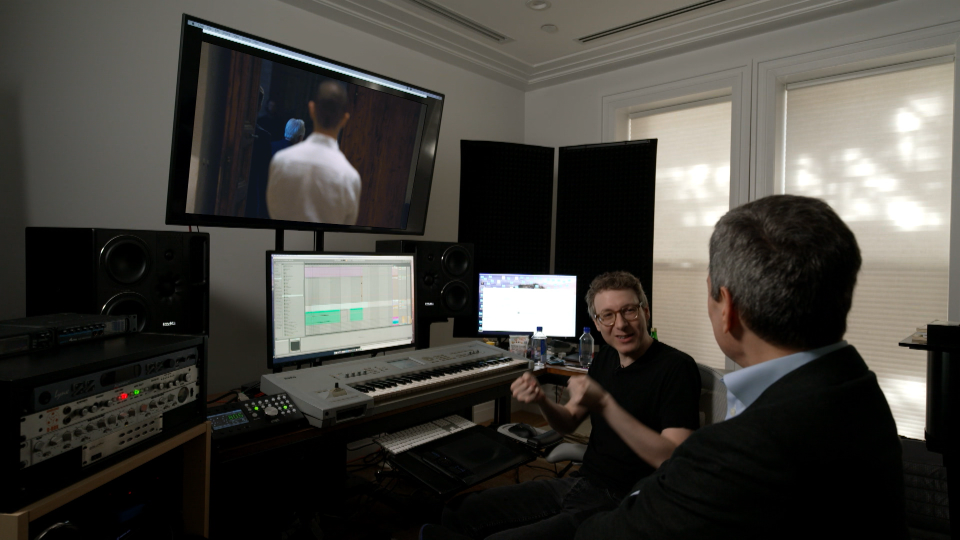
[375,240,474,320]
[25,228,210,334]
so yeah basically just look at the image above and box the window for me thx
[629,98,731,370]
[777,59,955,439]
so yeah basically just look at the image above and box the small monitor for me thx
[267,252,416,368]
[477,273,577,337]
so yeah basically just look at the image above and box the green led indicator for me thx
[254,406,259,411]
[284,405,288,409]
[134,389,140,395]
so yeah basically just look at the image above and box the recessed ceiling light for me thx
[540,24,559,33]
[526,0,552,11]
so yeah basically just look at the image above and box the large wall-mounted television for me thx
[165,15,444,234]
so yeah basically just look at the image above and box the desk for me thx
[534,363,587,388]
[0,422,211,540]
[207,375,518,537]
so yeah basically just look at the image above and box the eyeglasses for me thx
[594,304,643,326]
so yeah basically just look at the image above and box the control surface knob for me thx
[48,436,61,446]
[85,424,96,433]
[264,406,279,417]
[184,372,195,384]
[73,428,83,438]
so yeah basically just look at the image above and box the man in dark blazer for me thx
[575,194,908,539]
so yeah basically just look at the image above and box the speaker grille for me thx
[101,235,150,284]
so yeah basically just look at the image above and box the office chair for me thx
[544,362,728,476]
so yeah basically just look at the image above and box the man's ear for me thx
[718,286,742,337]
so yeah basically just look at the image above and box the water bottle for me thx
[578,327,594,368]
[531,326,547,365]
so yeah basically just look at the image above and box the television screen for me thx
[166,15,443,234]
[477,273,577,337]
[267,252,416,369]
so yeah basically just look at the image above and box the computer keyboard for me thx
[374,415,476,455]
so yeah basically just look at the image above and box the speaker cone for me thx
[442,245,470,277]
[441,281,469,313]
[101,292,149,332]
[101,236,150,284]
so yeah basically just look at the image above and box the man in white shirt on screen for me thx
[267,80,361,225]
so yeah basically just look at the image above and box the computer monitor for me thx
[477,273,577,337]
[166,15,444,235]
[267,252,416,368]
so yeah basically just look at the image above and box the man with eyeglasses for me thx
[436,271,701,540]
[574,195,907,539]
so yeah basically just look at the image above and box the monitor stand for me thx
[416,318,447,350]
[273,230,325,252]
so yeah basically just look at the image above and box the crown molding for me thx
[280,0,896,90]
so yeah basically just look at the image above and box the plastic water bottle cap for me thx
[537,326,543,331]
[583,327,590,333]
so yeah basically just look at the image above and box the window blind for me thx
[630,99,732,369]
[781,61,955,439]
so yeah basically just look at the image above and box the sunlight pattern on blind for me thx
[630,100,731,369]
[781,61,954,439]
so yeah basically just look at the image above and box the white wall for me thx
[0,0,525,392]
[524,0,958,151]
[523,0,960,360]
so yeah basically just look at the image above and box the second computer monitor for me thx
[267,252,416,368]
[478,273,577,337]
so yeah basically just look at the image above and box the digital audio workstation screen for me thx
[478,273,577,337]
[270,253,415,365]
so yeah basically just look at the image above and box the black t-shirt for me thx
[577,340,701,496]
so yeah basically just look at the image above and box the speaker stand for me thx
[416,318,447,350]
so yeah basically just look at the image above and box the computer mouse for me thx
[508,423,537,439]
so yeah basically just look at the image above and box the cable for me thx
[347,440,381,452]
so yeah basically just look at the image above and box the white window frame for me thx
[602,67,752,214]
[601,67,751,371]
[753,23,960,319]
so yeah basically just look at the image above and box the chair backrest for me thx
[697,363,728,426]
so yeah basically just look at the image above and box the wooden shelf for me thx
[0,422,211,540]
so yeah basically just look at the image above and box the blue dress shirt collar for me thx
[722,341,847,419]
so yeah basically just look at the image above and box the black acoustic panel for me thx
[455,141,554,337]
[25,228,210,335]
[554,140,657,343]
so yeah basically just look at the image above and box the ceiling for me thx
[279,0,895,89]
